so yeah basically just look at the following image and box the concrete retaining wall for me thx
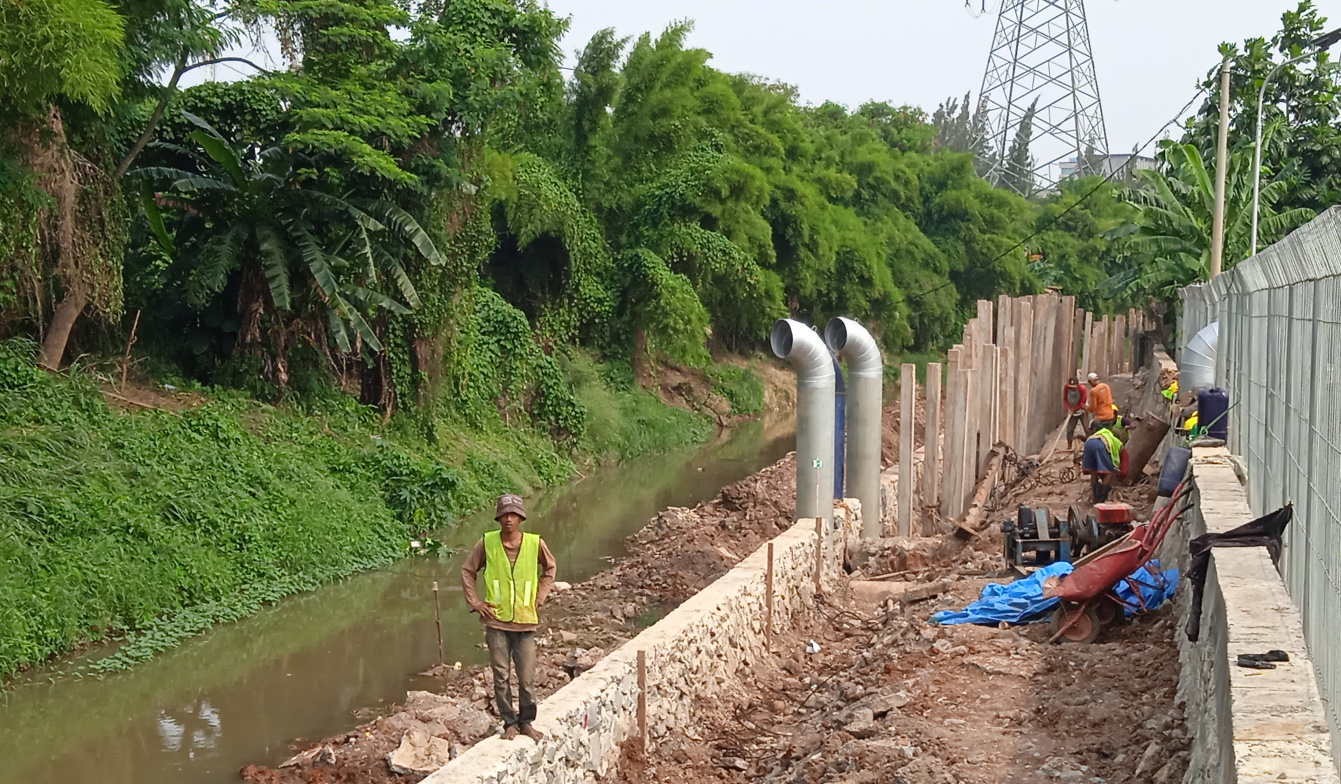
[421,503,862,784]
[1169,447,1336,783]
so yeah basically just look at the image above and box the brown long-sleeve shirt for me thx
[460,535,557,632]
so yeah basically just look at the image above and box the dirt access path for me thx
[618,406,1188,784]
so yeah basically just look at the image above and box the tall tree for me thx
[0,0,126,368]
[933,91,993,176]
[1000,99,1037,197]
[1181,1,1341,215]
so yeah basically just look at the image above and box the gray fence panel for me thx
[1177,207,1341,770]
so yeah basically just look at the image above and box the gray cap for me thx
[495,494,526,521]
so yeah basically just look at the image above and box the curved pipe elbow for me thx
[824,317,883,379]
[771,319,835,387]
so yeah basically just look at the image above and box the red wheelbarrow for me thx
[1042,482,1191,643]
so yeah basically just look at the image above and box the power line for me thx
[905,85,1207,304]
[979,87,1209,269]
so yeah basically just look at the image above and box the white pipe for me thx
[771,319,835,526]
[825,317,883,539]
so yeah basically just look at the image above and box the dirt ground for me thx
[244,372,1184,784]
[616,589,1186,784]
[614,393,1183,784]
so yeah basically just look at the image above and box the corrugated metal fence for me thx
[1178,205,1341,757]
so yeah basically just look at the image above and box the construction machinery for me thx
[1002,502,1135,571]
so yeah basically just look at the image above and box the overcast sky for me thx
[196,0,1314,158]
[544,0,1302,154]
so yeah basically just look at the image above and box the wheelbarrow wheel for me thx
[1049,603,1101,644]
[1093,596,1120,627]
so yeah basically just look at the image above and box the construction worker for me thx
[1085,372,1118,433]
[1063,376,1088,449]
[461,494,557,741]
[1083,423,1125,504]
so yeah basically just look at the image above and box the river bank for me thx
[0,414,795,784]
[263,403,1191,784]
[0,337,788,682]
[239,450,801,784]
[237,400,920,783]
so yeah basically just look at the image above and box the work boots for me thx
[1092,482,1112,504]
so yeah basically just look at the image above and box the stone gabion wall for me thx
[421,503,862,784]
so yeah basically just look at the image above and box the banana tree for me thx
[134,112,443,379]
[1112,129,1315,301]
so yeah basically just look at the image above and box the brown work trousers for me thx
[485,628,538,728]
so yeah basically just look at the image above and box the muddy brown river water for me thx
[0,417,794,784]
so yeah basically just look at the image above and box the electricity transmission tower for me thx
[976,0,1108,194]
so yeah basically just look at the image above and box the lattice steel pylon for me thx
[976,0,1108,193]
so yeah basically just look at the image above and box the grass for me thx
[0,340,717,679]
[706,362,765,416]
[563,351,713,465]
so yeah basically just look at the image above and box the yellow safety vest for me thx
[1092,428,1122,465]
[483,531,541,624]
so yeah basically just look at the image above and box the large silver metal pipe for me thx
[771,319,836,525]
[825,317,883,539]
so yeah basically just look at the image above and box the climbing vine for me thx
[487,150,613,342]
[0,163,47,324]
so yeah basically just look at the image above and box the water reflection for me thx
[156,700,222,755]
[0,417,793,784]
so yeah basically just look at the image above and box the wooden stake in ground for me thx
[120,309,141,392]
[923,363,942,536]
[765,542,774,651]
[814,514,823,593]
[432,581,443,666]
[637,650,648,753]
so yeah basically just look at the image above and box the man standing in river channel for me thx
[461,493,557,741]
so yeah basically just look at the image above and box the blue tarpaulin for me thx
[930,560,1180,626]
[1114,561,1180,615]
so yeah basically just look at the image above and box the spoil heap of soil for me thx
[240,457,797,784]
[880,396,931,469]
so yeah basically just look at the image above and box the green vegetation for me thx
[564,351,713,464]
[16,0,1321,676]
[706,364,765,417]
[0,335,723,678]
[1103,1,1335,305]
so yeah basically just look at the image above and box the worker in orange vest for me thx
[1085,372,1118,433]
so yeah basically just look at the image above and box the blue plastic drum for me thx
[1198,387,1230,441]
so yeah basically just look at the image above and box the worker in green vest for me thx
[1082,424,1125,504]
[461,493,557,741]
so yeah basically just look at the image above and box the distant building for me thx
[1058,153,1157,181]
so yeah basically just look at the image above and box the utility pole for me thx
[1209,58,1231,278]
